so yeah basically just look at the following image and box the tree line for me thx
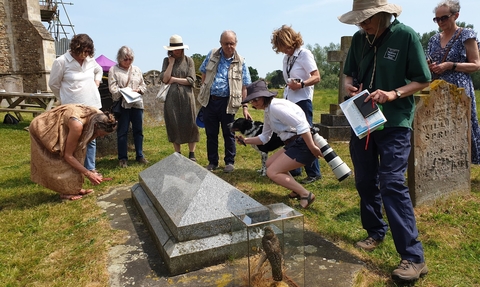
[191,22,479,90]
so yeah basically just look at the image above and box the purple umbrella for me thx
[95,55,116,72]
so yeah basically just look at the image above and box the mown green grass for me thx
[0,90,479,286]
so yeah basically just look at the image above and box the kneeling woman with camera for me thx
[236,80,322,209]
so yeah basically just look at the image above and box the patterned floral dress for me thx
[427,28,480,164]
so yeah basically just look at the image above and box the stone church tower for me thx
[0,0,55,93]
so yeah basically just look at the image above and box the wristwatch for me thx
[394,89,401,99]
[300,80,305,88]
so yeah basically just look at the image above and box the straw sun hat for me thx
[163,35,189,51]
[338,0,402,25]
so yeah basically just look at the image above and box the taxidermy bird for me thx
[262,226,283,281]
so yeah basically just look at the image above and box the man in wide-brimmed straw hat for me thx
[338,0,431,282]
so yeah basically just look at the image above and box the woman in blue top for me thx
[427,0,480,164]
[236,80,321,209]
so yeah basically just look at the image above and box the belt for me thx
[211,95,227,101]
[284,135,300,145]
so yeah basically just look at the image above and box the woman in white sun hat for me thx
[160,35,199,161]
[338,0,431,282]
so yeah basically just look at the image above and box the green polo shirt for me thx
[344,19,431,128]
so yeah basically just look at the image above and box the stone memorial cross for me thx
[327,36,352,107]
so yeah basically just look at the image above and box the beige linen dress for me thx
[30,104,102,195]
[160,56,199,144]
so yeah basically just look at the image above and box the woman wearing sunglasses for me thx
[108,46,148,168]
[427,0,480,164]
[49,34,103,176]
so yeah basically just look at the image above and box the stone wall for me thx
[0,0,55,93]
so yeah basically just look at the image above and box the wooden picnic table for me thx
[0,92,57,121]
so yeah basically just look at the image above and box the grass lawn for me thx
[0,89,479,287]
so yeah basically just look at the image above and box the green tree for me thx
[191,53,206,75]
[249,66,259,82]
[267,70,285,88]
[306,43,341,89]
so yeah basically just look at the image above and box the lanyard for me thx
[286,50,302,78]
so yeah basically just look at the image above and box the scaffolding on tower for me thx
[39,0,75,57]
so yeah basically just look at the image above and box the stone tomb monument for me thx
[317,36,352,141]
[131,152,263,275]
[408,80,471,206]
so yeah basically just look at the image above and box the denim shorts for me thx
[284,136,316,166]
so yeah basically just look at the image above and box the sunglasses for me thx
[250,97,261,103]
[123,58,133,62]
[433,14,453,23]
[356,16,374,27]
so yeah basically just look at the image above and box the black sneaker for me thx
[391,260,428,281]
[300,175,322,184]
[206,164,218,171]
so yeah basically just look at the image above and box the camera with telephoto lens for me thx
[311,126,352,181]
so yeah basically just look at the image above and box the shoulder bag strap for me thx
[441,28,463,63]
[124,66,133,87]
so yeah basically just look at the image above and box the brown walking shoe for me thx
[355,237,382,252]
[391,260,428,281]
[136,158,149,165]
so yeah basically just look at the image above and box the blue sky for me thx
[47,0,479,78]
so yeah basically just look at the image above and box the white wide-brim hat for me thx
[338,0,402,25]
[163,34,189,51]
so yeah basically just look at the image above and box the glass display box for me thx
[229,203,305,287]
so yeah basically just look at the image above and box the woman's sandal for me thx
[288,192,301,200]
[60,189,94,201]
[299,192,315,209]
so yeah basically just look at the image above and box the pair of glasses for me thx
[123,58,133,62]
[221,42,236,47]
[433,14,453,23]
[356,16,373,26]
[250,97,261,103]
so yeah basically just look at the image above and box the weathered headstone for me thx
[317,36,352,141]
[142,69,165,125]
[132,152,263,275]
[408,80,471,206]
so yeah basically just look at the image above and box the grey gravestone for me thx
[132,152,263,275]
[142,69,165,125]
[408,80,471,206]
[317,36,352,141]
